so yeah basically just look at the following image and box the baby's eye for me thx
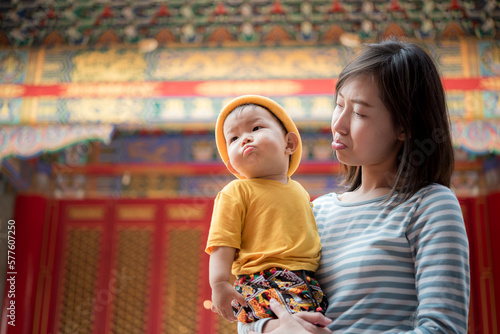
[252,126,262,131]
[230,136,238,143]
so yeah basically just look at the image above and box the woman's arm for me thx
[406,188,470,333]
[210,246,247,322]
[238,319,271,334]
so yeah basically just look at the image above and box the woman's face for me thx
[331,75,404,173]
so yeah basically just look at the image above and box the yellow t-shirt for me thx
[205,178,321,275]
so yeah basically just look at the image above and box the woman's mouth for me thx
[331,141,347,150]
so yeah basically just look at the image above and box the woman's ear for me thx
[396,126,406,141]
[397,128,406,141]
[284,132,299,155]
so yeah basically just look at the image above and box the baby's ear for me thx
[284,132,299,155]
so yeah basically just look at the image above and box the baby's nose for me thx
[242,135,253,144]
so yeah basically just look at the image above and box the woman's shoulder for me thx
[411,183,462,213]
[414,183,458,201]
[311,193,338,213]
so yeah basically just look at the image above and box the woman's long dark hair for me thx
[335,39,454,202]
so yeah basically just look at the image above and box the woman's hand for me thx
[249,299,332,334]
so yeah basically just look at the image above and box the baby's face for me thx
[223,105,289,179]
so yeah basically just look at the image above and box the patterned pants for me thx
[231,268,328,323]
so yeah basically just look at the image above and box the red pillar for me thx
[1,195,46,334]
[461,196,498,334]
[486,192,500,329]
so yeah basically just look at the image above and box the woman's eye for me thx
[335,103,343,109]
[353,111,365,118]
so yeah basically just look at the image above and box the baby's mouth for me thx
[243,146,255,155]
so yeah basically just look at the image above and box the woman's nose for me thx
[332,109,349,135]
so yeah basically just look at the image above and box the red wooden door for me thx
[32,198,236,334]
[18,194,500,334]
[460,196,498,334]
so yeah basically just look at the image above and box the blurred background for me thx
[0,1,499,333]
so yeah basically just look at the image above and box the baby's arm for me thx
[210,246,247,323]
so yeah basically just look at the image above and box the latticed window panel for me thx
[217,319,238,334]
[110,228,153,334]
[214,274,238,334]
[162,228,202,334]
[58,227,102,334]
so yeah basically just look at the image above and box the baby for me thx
[205,95,327,324]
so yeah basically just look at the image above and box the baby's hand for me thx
[211,281,247,323]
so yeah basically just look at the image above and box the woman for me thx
[242,39,470,333]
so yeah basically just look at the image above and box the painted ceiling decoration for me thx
[0,1,499,159]
[0,39,500,157]
[0,0,498,48]
[0,124,115,160]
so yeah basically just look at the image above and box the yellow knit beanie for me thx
[215,95,302,179]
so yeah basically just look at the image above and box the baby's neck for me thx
[250,174,289,185]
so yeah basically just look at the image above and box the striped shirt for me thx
[314,184,470,333]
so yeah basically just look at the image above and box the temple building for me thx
[0,1,499,333]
